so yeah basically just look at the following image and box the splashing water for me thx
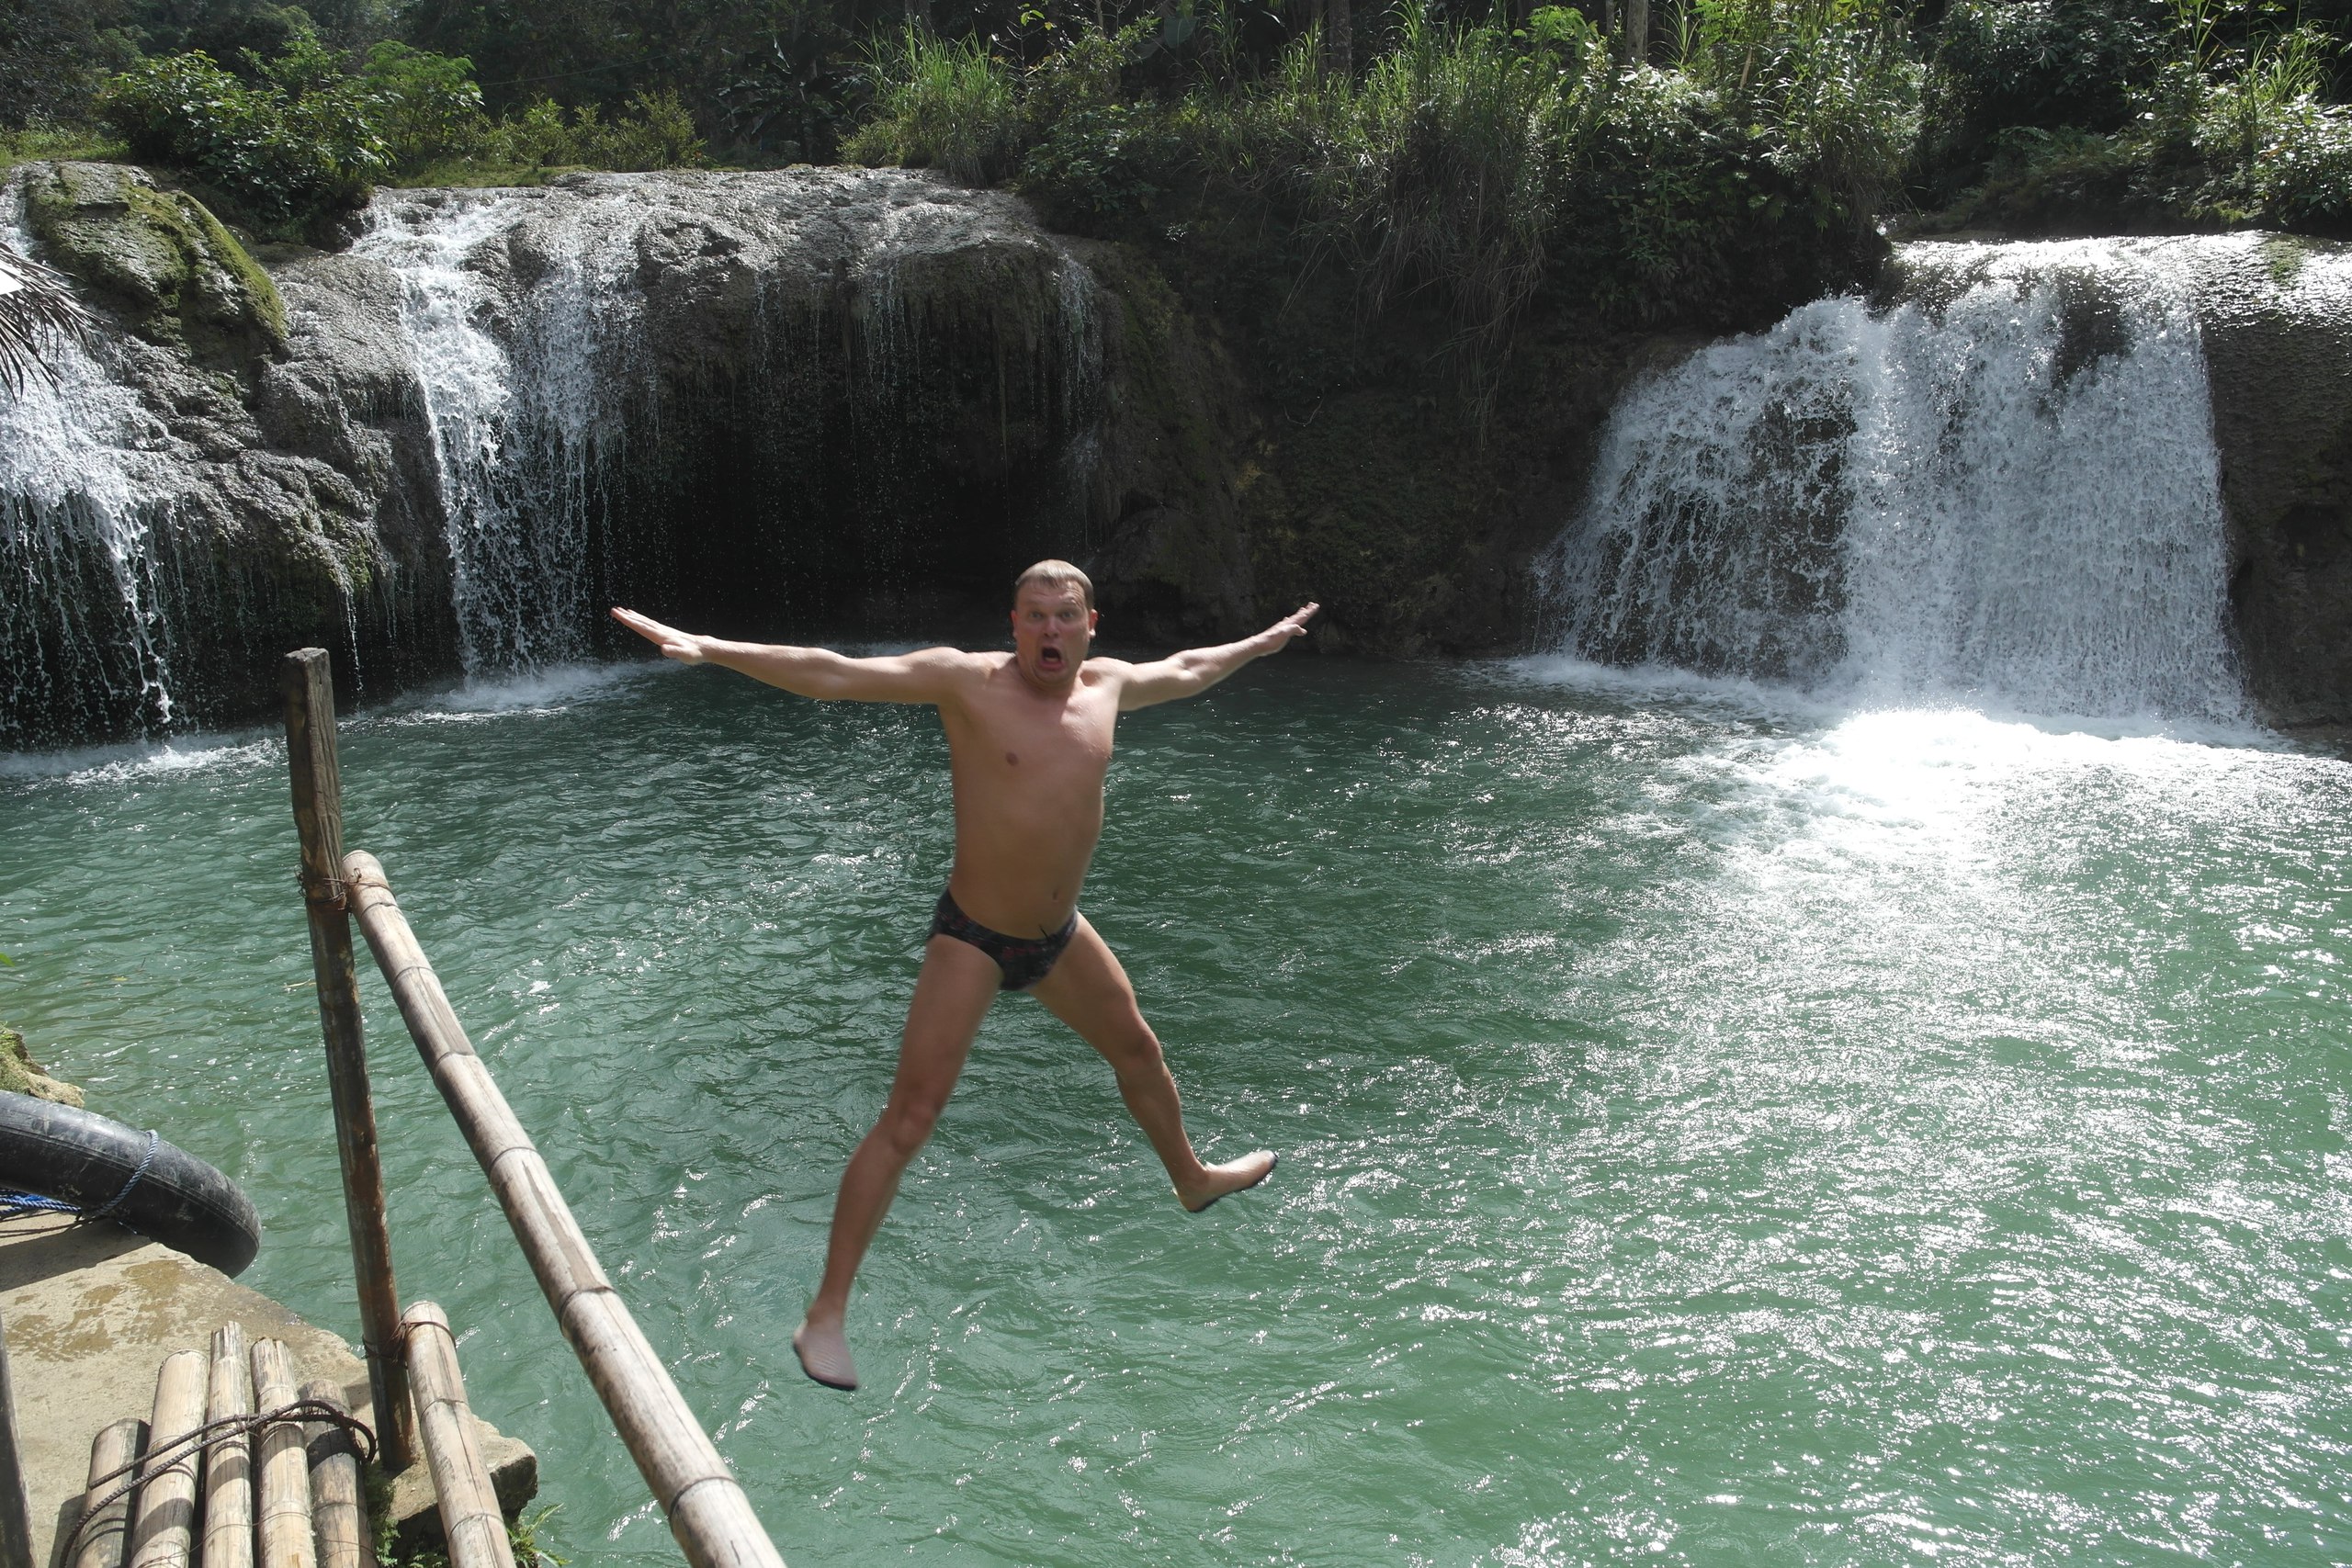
[355,190,639,674]
[1543,239,2249,722]
[0,191,183,744]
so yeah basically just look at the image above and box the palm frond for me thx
[0,244,97,396]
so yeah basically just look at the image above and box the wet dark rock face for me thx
[3,164,450,745]
[2199,239,2352,735]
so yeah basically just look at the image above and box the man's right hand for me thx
[611,606,707,664]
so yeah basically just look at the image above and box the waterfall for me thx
[356,173,1110,682]
[1540,238,2252,722]
[0,194,186,745]
[355,189,639,674]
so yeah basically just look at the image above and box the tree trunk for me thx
[1327,0,1353,77]
[1623,0,1648,63]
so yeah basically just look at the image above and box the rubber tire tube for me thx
[0,1089,262,1276]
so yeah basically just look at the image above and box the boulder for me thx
[2198,234,2352,734]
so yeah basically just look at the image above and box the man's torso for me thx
[934,653,1125,937]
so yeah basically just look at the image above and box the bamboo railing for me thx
[282,649,788,1568]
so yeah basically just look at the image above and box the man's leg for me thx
[797,935,1001,1390]
[1030,917,1276,1212]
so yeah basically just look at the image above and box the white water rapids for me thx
[1538,237,2294,723]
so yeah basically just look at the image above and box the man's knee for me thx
[875,1095,947,1160]
[1102,1024,1166,1079]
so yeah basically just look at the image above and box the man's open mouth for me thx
[1039,649,1065,669]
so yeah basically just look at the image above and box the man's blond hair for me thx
[1012,559,1095,610]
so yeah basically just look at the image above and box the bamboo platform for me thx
[0,1221,534,1568]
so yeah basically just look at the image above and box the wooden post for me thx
[401,1303,515,1568]
[204,1325,256,1568]
[73,1420,147,1568]
[252,1340,320,1568]
[300,1379,374,1568]
[283,647,413,1473]
[127,1352,206,1568]
[345,855,789,1568]
[0,1303,32,1568]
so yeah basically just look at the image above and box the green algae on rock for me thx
[20,161,286,366]
[0,1023,84,1108]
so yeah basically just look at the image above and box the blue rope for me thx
[0,1127,159,1224]
[0,1191,80,1219]
[86,1128,159,1218]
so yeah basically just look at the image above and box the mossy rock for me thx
[1,1022,85,1107]
[21,162,287,365]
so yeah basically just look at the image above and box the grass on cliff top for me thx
[847,1,1915,409]
[0,126,130,178]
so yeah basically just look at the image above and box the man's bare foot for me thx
[1179,1150,1279,1213]
[793,1318,858,1391]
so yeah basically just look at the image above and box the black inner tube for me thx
[0,1089,262,1275]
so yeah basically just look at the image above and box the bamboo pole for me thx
[299,1380,372,1568]
[251,1340,320,1568]
[74,1420,147,1568]
[344,853,788,1568]
[0,1303,31,1568]
[401,1304,514,1568]
[282,647,413,1474]
[126,1352,206,1568]
[203,1325,256,1568]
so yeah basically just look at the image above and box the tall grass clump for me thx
[1295,8,1582,369]
[842,28,1023,184]
[846,0,1918,404]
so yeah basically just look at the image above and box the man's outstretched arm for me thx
[1116,604,1320,711]
[611,607,969,703]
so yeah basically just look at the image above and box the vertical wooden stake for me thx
[251,1342,320,1568]
[0,1303,33,1568]
[284,647,413,1473]
[402,1303,516,1568]
[300,1379,374,1568]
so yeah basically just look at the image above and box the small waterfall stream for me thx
[355,191,639,674]
[354,175,1107,682]
[0,193,187,740]
[1540,238,2257,722]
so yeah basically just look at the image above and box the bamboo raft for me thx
[68,1317,510,1568]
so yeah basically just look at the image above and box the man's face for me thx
[1012,581,1097,690]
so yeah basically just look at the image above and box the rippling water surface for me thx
[6,658,2350,1565]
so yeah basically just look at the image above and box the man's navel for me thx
[1005,750,1019,765]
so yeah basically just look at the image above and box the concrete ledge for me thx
[1,1218,537,1568]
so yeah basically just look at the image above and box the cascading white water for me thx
[0,194,184,742]
[359,175,1109,678]
[355,190,639,674]
[1542,238,2250,721]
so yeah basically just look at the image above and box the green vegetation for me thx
[1922,0,2352,235]
[5,0,2352,307]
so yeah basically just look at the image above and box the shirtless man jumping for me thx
[612,562,1318,1393]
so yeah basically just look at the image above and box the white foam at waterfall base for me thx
[0,195,181,737]
[355,191,642,675]
[1542,239,2246,724]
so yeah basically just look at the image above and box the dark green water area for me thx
[6,657,2350,1564]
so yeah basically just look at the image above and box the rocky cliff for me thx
[4,165,2349,742]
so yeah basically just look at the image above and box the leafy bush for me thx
[98,46,389,224]
[1018,100,1192,225]
[357,40,485,165]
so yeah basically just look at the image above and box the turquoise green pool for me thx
[5,657,2349,1564]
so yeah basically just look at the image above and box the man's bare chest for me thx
[948,688,1117,783]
